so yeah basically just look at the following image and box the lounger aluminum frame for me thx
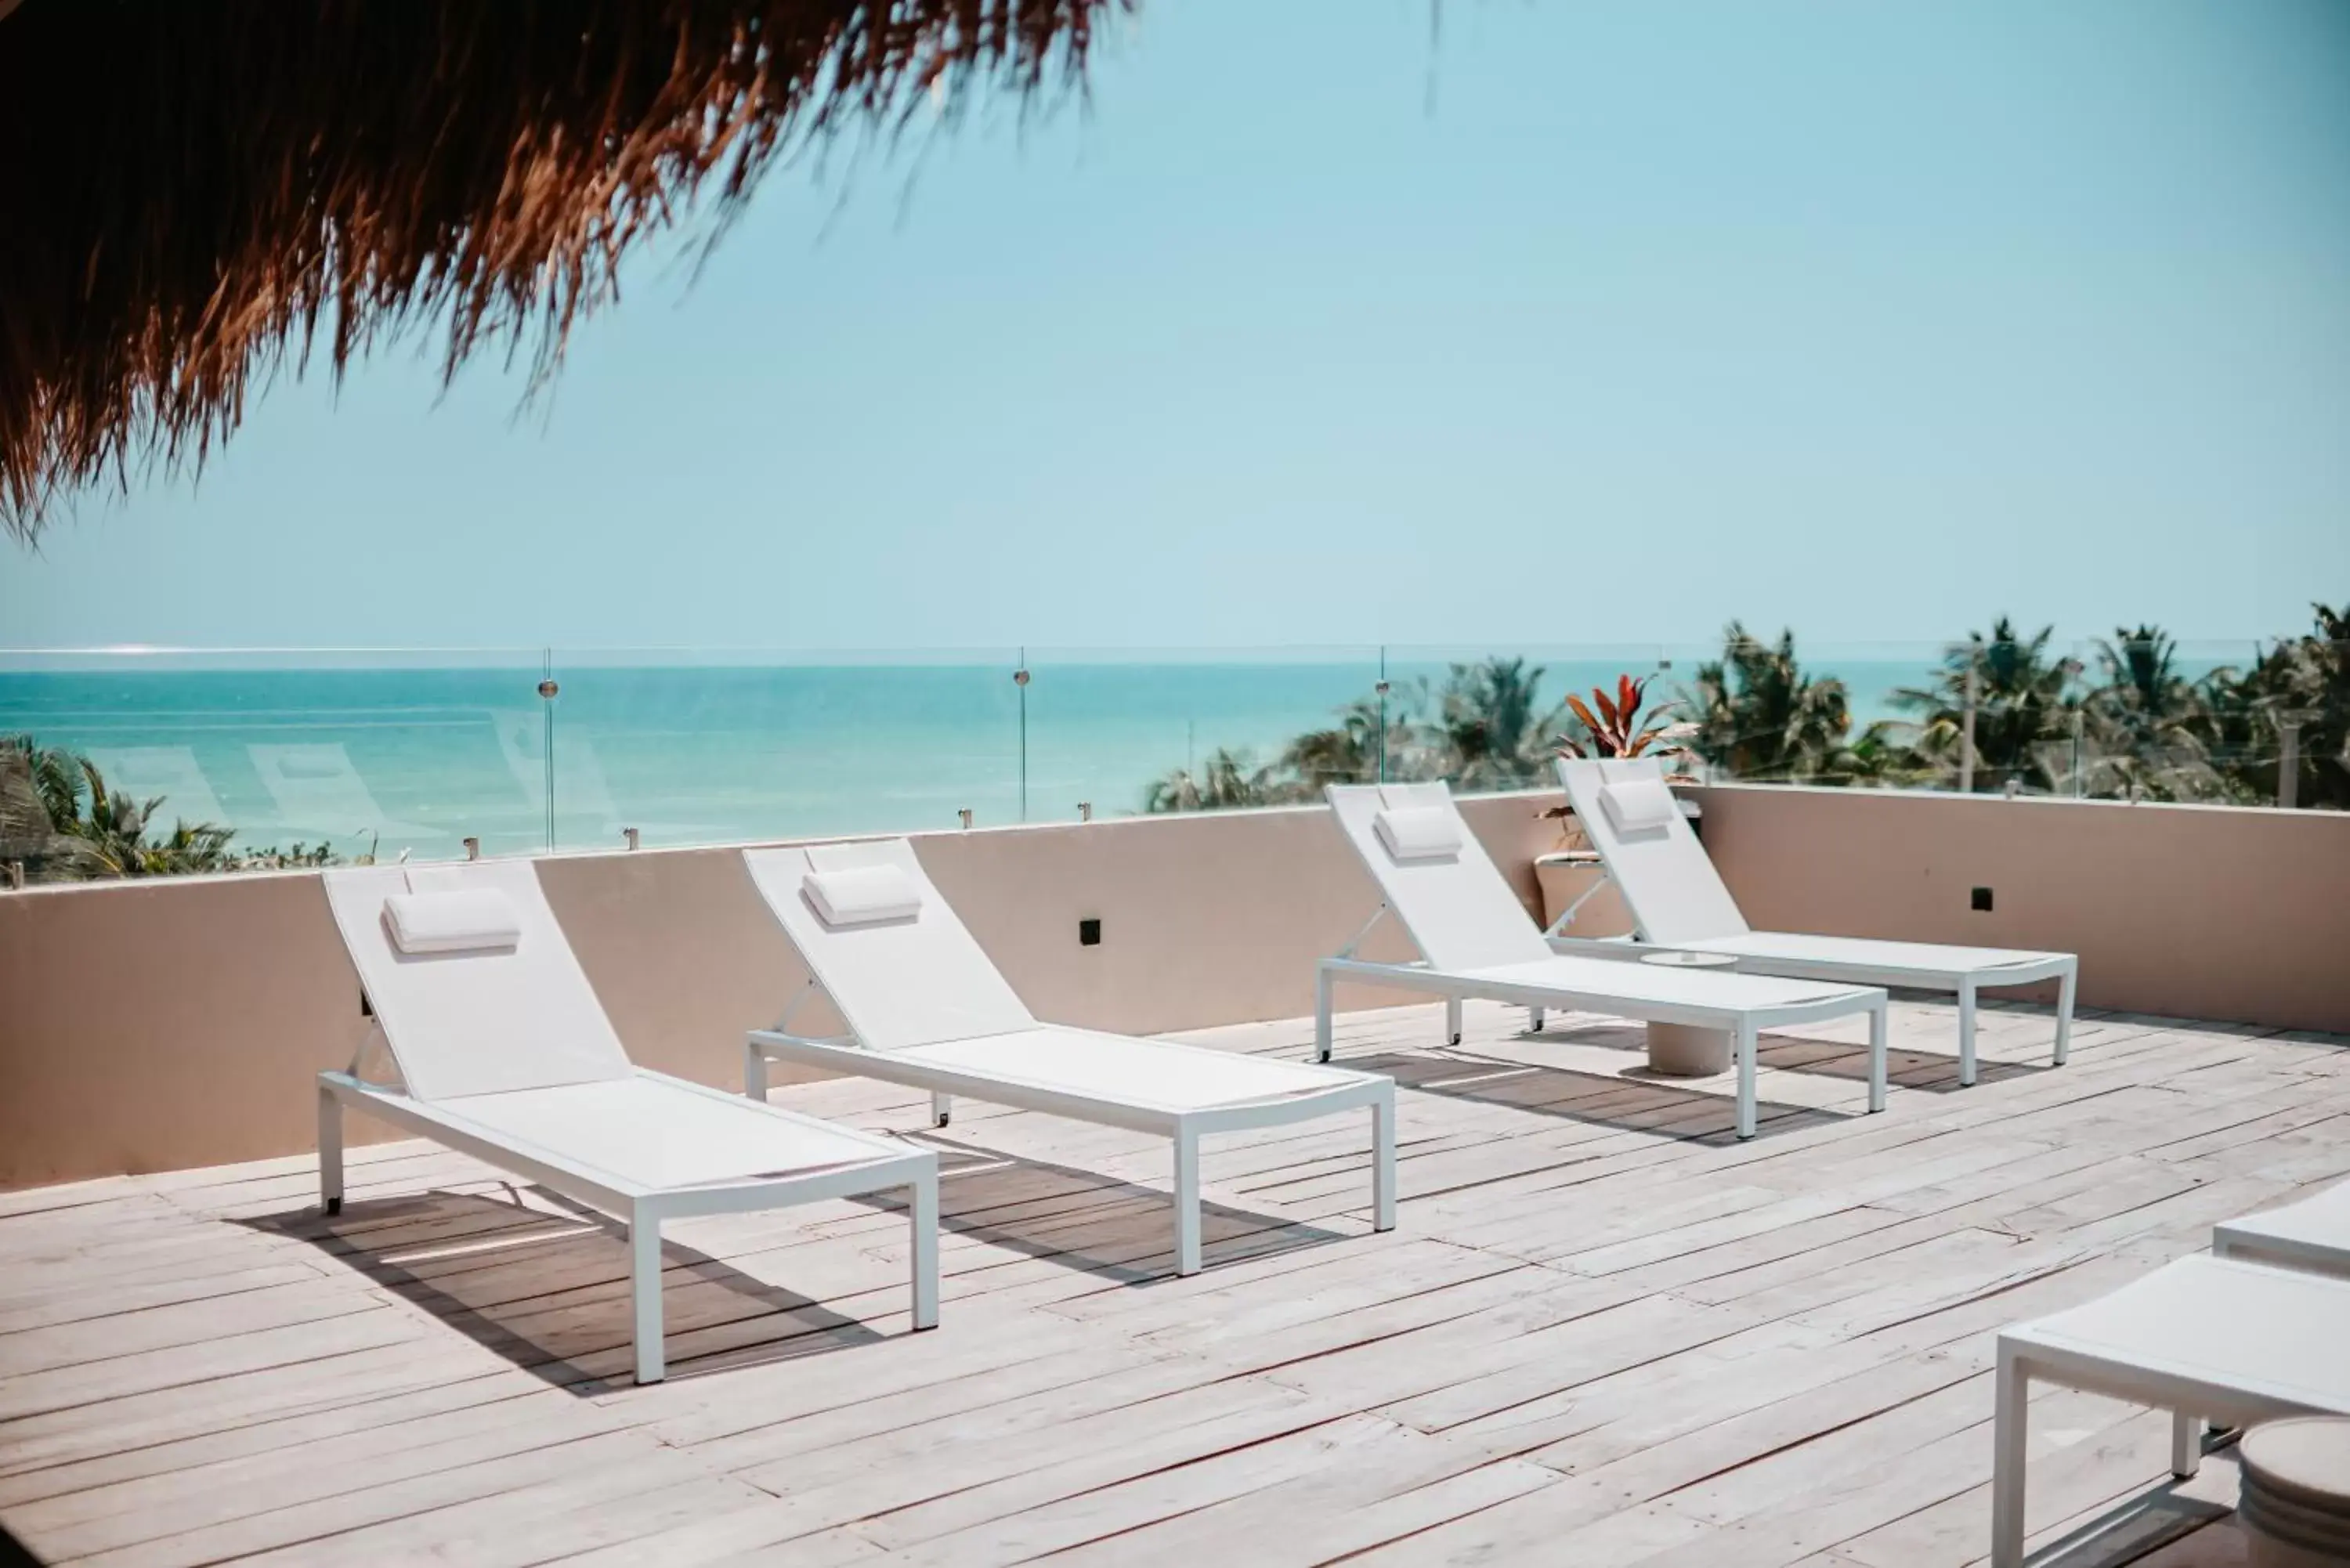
[740,840,1397,1277]
[319,862,939,1385]
[1992,1254,2350,1568]
[2214,1179,2350,1279]
[1554,757,2079,1086]
[1321,783,1889,1140]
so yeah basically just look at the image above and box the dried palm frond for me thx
[0,0,1121,542]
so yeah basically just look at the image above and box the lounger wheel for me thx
[931,1092,953,1129]
[325,1198,342,1216]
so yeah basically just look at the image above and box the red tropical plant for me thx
[1556,673,1685,759]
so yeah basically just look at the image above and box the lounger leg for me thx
[1958,979,1979,1088]
[1173,1129,1202,1277]
[1528,1007,1545,1034]
[743,1041,768,1102]
[1867,1000,1889,1115]
[2052,964,2075,1068]
[1444,995,1462,1047]
[317,1084,344,1217]
[931,1092,953,1129]
[909,1168,940,1331]
[630,1206,665,1385]
[2171,1409,2200,1479]
[1734,1020,1759,1140]
[1314,966,1335,1064]
[1991,1344,2029,1568]
[1372,1092,1397,1233]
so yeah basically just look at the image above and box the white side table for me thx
[1640,950,1739,1076]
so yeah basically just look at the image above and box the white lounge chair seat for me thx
[318,862,938,1385]
[2215,1179,2350,1278]
[1992,1255,2350,1567]
[1681,930,2069,981]
[741,840,1397,1277]
[895,1028,1372,1115]
[1455,956,1869,1015]
[1555,757,2080,1085]
[1320,782,1889,1140]
[418,1076,909,1191]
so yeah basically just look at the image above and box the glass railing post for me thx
[1958,655,1979,793]
[537,649,558,852]
[1014,649,1030,824]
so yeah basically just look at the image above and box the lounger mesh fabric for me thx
[2217,1179,2350,1276]
[2012,1255,2350,1403]
[1556,757,2072,975]
[430,1076,910,1189]
[747,841,1364,1104]
[1551,761,1748,945]
[324,862,631,1101]
[897,1028,1351,1111]
[744,840,1039,1051]
[1325,782,1857,1009]
[1325,783,1556,972]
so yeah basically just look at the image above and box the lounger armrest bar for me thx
[748,1028,859,1050]
[641,1149,938,1223]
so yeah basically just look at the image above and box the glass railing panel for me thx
[1655,638,1965,790]
[0,646,551,874]
[1367,645,1673,798]
[1022,646,1385,818]
[543,649,1024,851]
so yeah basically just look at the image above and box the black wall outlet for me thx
[1971,887,1994,912]
[1079,917,1101,947]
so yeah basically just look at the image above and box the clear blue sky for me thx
[5,0,2347,657]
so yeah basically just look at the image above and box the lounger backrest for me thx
[1554,757,1748,944]
[743,840,1038,1051]
[321,862,633,1102]
[1325,782,1553,971]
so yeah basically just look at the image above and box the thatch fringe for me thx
[0,1,1118,542]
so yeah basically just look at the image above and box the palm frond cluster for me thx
[1145,656,1618,811]
[1147,604,2350,813]
[1670,605,2349,805]
[0,0,1117,542]
[0,737,342,883]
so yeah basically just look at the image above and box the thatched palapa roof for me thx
[0,1,1117,543]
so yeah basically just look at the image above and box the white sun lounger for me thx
[318,862,939,1385]
[2214,1180,2350,1279]
[1554,757,2079,1086]
[1321,782,1889,1140]
[740,840,1397,1277]
[1992,1254,2350,1567]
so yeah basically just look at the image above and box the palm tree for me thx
[1144,747,1285,813]
[0,735,237,876]
[1890,618,2081,793]
[2080,624,2218,800]
[1280,681,1433,791]
[2197,603,2350,810]
[1436,657,1556,789]
[1679,623,1851,782]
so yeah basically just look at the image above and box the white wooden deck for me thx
[4,995,2345,1568]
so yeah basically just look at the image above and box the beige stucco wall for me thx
[1687,785,2350,1033]
[2,786,2342,1191]
[0,794,1559,1189]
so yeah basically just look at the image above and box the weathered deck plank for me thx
[0,995,2334,1567]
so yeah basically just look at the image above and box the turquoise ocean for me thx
[0,657,1940,862]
